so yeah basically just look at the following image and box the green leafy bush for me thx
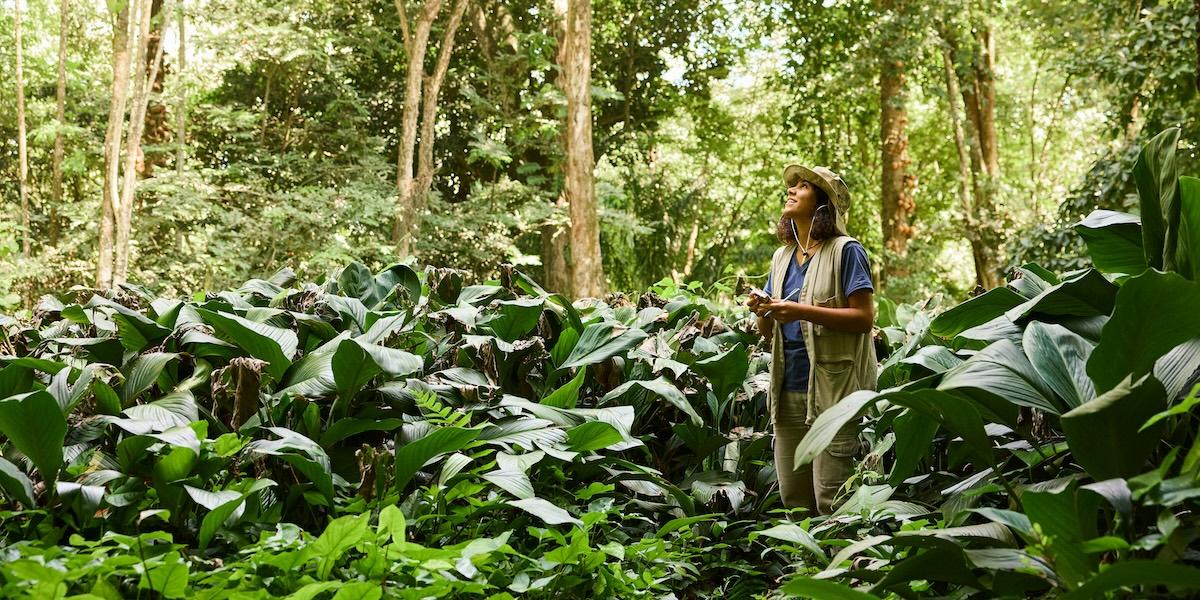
[3,129,1200,598]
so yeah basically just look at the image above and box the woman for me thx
[746,164,878,515]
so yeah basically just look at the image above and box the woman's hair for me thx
[776,180,836,245]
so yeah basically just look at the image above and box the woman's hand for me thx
[756,299,803,323]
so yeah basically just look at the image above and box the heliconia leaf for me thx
[393,426,482,491]
[123,391,199,431]
[1062,374,1166,480]
[0,456,35,507]
[557,322,647,370]
[1076,210,1147,276]
[601,377,702,426]
[0,390,66,485]
[506,497,582,527]
[120,352,180,405]
[1088,270,1200,394]
[482,468,535,499]
[929,286,1024,339]
[196,308,297,380]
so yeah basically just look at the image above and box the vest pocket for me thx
[811,359,858,414]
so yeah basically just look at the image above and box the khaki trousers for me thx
[773,390,858,515]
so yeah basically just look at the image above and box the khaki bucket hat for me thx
[783,164,852,236]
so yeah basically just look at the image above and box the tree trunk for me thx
[413,0,470,222]
[975,26,999,178]
[15,0,31,257]
[392,0,443,257]
[99,1,135,289]
[141,0,170,177]
[942,44,999,289]
[682,215,700,278]
[541,194,572,294]
[878,0,915,268]
[559,0,605,298]
[176,2,186,174]
[115,0,175,285]
[51,0,70,248]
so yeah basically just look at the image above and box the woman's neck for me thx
[791,215,814,248]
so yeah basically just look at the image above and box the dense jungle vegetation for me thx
[3,0,1200,597]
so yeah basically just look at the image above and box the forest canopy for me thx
[2,0,1196,306]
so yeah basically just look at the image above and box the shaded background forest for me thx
[1,0,1198,309]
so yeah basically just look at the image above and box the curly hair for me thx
[776,181,836,245]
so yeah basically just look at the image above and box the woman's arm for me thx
[755,314,774,338]
[756,289,875,334]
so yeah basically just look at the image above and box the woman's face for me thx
[782,179,819,219]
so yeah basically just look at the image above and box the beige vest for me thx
[767,236,878,424]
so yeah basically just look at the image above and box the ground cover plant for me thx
[1,128,1200,598]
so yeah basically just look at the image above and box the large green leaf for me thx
[541,367,585,409]
[120,352,180,405]
[557,322,647,370]
[929,287,1024,339]
[481,468,535,499]
[246,427,333,502]
[1022,322,1095,409]
[192,478,276,549]
[338,263,421,310]
[1022,486,1099,589]
[566,421,624,452]
[1060,561,1200,600]
[888,408,940,486]
[693,344,750,402]
[1075,210,1147,275]
[885,389,995,469]
[1133,127,1180,271]
[506,497,582,527]
[1062,373,1166,480]
[306,513,370,579]
[1154,337,1200,399]
[938,339,1062,416]
[793,391,875,467]
[197,308,298,380]
[601,377,703,426]
[0,456,35,507]
[330,339,380,419]
[393,426,482,491]
[749,523,824,560]
[1087,270,1200,393]
[478,298,544,342]
[1177,175,1200,279]
[139,551,189,599]
[0,390,66,485]
[1004,269,1117,323]
[781,577,881,599]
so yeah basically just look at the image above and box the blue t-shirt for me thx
[765,242,874,392]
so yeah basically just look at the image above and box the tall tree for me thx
[98,1,135,289]
[142,0,172,177]
[51,0,70,248]
[941,41,995,289]
[15,0,31,258]
[941,17,1003,288]
[114,0,174,284]
[175,1,186,174]
[878,0,916,270]
[392,0,470,258]
[558,0,606,298]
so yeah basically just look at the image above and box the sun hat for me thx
[783,164,851,236]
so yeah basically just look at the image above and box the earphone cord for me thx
[791,204,828,257]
